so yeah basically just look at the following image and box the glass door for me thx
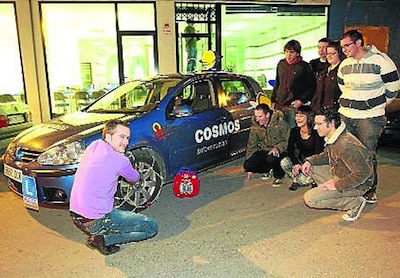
[120,35,156,83]
[178,23,211,73]
[175,3,218,73]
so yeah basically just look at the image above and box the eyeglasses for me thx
[326,51,338,57]
[341,41,356,48]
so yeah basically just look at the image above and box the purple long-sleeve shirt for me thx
[70,140,140,219]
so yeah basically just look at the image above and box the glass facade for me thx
[3,1,328,123]
[41,3,157,117]
[0,3,25,104]
[221,5,328,91]
[174,4,327,92]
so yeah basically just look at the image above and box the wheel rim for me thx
[114,157,163,211]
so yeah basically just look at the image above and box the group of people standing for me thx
[244,29,400,222]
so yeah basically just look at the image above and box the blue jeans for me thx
[186,47,197,72]
[340,115,386,193]
[73,209,158,246]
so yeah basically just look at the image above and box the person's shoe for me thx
[364,192,378,204]
[86,235,120,255]
[342,198,367,222]
[261,173,271,180]
[288,182,300,191]
[272,178,284,187]
[261,169,274,180]
[310,182,318,189]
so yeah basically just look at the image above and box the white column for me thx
[156,0,177,74]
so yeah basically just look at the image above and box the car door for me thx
[165,78,229,173]
[218,77,257,157]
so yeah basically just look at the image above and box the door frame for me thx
[175,3,221,73]
[117,31,158,84]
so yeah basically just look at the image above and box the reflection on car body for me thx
[2,71,264,211]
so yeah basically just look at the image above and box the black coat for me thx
[311,64,342,112]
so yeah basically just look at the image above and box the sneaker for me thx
[342,198,367,222]
[310,182,318,189]
[272,178,284,187]
[261,169,274,180]
[261,173,271,180]
[364,192,377,204]
[288,182,300,191]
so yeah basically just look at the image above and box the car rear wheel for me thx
[114,148,165,212]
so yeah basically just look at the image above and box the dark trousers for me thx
[243,150,285,179]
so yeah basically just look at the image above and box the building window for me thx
[41,3,156,118]
[0,3,26,105]
[221,5,328,91]
[118,3,155,31]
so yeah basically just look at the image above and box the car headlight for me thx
[38,141,86,165]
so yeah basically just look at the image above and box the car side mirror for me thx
[170,104,193,117]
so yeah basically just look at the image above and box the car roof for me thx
[139,71,253,82]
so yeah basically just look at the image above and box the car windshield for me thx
[87,77,182,113]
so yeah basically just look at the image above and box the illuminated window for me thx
[0,4,25,105]
[118,3,155,31]
[221,5,328,90]
[41,3,156,118]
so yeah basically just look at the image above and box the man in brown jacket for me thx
[244,103,291,186]
[302,107,373,222]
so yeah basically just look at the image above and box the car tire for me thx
[114,148,165,212]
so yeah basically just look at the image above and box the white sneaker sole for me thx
[342,198,367,222]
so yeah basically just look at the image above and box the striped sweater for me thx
[337,45,400,119]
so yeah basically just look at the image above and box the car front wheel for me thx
[114,148,165,212]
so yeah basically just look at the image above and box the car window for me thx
[172,80,216,113]
[220,79,251,106]
[87,78,181,112]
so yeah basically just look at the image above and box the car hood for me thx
[13,111,137,151]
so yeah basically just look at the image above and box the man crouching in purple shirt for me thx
[70,120,158,255]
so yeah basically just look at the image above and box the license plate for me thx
[22,175,39,211]
[4,164,22,183]
[8,114,26,125]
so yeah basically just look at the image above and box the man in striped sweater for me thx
[337,29,400,204]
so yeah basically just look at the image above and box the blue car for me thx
[3,71,263,211]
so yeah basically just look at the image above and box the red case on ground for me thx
[173,167,200,198]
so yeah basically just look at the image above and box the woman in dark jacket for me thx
[280,106,325,191]
[311,41,346,112]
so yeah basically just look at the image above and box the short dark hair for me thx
[340,29,364,47]
[319,37,331,44]
[316,107,341,129]
[255,103,271,115]
[284,39,301,54]
[102,120,129,140]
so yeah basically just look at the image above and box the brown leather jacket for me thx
[306,123,374,191]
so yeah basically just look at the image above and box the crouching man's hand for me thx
[245,172,253,181]
[301,161,312,176]
[320,179,337,191]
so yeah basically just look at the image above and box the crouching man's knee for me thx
[303,188,321,208]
